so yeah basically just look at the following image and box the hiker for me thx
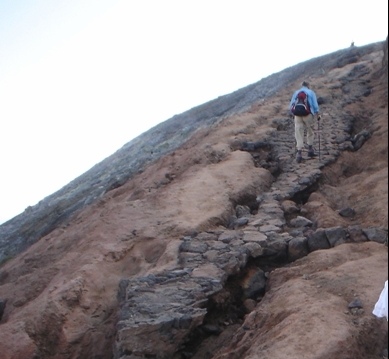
[289,81,321,163]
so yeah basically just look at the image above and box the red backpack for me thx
[291,91,311,116]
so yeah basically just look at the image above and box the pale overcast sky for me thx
[0,0,387,224]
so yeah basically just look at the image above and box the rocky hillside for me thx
[0,40,387,359]
[0,41,385,263]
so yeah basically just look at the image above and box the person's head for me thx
[302,81,310,88]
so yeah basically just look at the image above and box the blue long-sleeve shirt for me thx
[289,86,320,114]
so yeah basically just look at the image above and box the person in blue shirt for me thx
[289,81,321,163]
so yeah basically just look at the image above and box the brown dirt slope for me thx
[0,41,387,359]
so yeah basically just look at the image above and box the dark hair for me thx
[302,81,310,88]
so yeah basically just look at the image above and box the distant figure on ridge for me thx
[289,81,321,163]
[350,41,355,47]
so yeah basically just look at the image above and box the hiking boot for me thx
[307,146,315,157]
[296,150,302,163]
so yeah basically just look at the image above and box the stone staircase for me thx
[113,66,387,359]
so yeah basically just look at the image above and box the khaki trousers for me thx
[294,114,315,150]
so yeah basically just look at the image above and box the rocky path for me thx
[114,73,387,359]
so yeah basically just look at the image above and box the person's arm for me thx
[308,90,320,117]
[289,91,298,114]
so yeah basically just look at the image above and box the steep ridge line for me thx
[0,42,384,264]
[0,41,386,359]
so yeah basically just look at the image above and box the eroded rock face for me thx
[211,242,388,359]
[115,272,220,358]
[0,41,387,359]
[114,206,386,358]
